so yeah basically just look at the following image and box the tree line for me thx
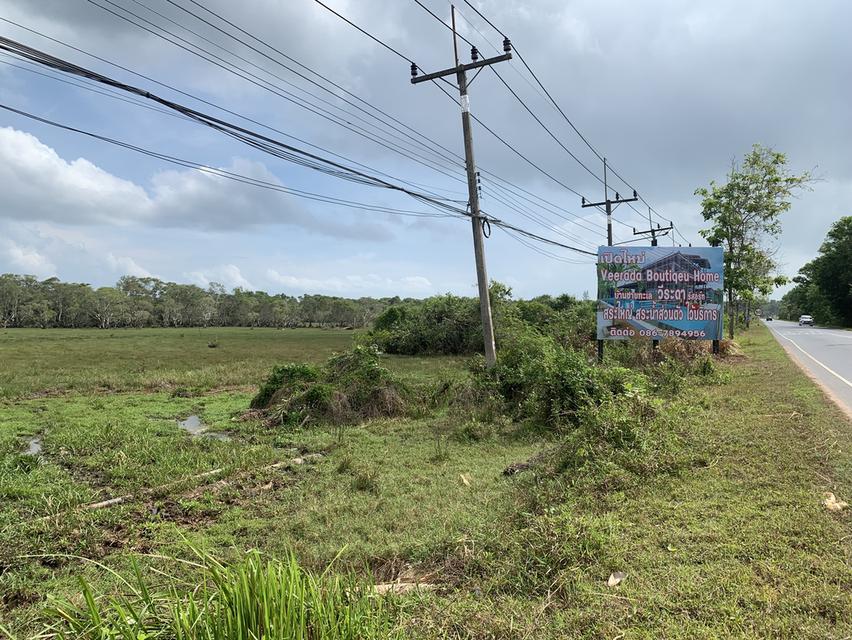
[779,216,852,326]
[0,274,408,329]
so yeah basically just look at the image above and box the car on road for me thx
[798,314,814,326]
[766,316,773,321]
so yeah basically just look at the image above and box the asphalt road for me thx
[764,319,852,417]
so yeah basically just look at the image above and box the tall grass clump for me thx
[251,346,409,426]
[47,550,399,640]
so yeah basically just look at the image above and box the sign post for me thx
[596,246,724,343]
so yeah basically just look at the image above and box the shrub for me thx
[478,324,605,431]
[251,346,409,426]
[364,289,596,357]
[251,362,320,410]
[365,294,481,355]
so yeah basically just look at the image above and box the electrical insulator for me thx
[410,63,418,78]
[471,46,479,62]
[503,37,512,53]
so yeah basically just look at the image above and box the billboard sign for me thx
[596,246,724,340]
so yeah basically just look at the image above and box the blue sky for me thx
[1,0,849,299]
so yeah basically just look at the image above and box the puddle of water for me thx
[178,415,206,435]
[178,415,231,441]
[26,436,42,456]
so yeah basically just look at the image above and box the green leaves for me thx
[696,144,812,336]
[780,216,852,324]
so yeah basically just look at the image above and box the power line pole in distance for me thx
[581,158,638,362]
[633,209,673,351]
[633,210,673,247]
[410,6,512,368]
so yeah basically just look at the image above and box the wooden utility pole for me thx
[410,6,512,368]
[581,158,639,361]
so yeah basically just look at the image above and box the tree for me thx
[696,144,812,338]
[0,274,24,328]
[92,287,126,329]
[780,216,852,325]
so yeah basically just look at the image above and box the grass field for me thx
[1,325,850,637]
[0,328,464,398]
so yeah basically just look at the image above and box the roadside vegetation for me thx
[779,216,852,326]
[1,288,850,637]
[695,144,813,338]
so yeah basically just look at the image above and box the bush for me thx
[251,346,409,426]
[251,362,320,410]
[365,294,482,355]
[477,324,605,431]
[363,289,596,357]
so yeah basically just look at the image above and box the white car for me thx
[798,314,814,326]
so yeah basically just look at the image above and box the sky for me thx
[0,0,849,299]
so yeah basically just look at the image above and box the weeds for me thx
[430,434,450,462]
[46,549,398,639]
[351,467,380,494]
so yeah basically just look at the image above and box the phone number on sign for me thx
[637,329,707,338]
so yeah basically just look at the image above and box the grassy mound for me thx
[251,346,409,426]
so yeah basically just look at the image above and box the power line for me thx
[0,102,464,220]
[85,0,467,187]
[158,0,467,173]
[0,16,465,202]
[489,66,604,185]
[411,0,606,194]
[481,179,601,248]
[0,51,196,123]
[0,37,596,257]
[0,34,461,204]
[500,227,594,264]
[0,16,607,248]
[459,0,694,244]
[307,0,608,233]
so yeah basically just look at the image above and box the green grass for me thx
[403,325,852,638]
[47,549,398,639]
[0,327,353,398]
[0,328,465,398]
[1,324,850,638]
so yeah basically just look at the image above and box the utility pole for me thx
[631,209,673,352]
[410,6,512,368]
[633,208,673,247]
[581,158,639,246]
[581,158,639,361]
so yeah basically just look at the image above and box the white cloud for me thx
[0,238,56,278]
[0,128,393,240]
[266,268,433,295]
[105,252,154,278]
[187,264,255,291]
[0,127,150,225]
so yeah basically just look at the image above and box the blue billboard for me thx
[596,246,724,341]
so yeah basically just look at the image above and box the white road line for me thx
[777,333,852,389]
